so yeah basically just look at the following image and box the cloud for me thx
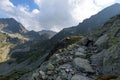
[0,0,42,31]
[36,0,76,31]
[0,0,117,32]
[94,0,115,6]
[71,0,102,22]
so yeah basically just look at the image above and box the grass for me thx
[64,36,83,47]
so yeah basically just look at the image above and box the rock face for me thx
[71,75,92,80]
[73,58,94,73]
[95,34,109,46]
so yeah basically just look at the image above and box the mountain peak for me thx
[0,18,28,34]
[39,30,57,36]
[112,3,120,6]
[106,3,120,9]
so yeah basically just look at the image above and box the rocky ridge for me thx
[32,40,97,80]
[32,15,120,80]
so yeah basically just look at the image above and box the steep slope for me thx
[0,18,57,80]
[0,18,28,34]
[24,30,44,41]
[32,15,120,80]
[51,3,120,43]
[0,32,10,62]
[0,31,29,63]
[39,30,56,39]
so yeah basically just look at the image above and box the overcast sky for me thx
[0,0,120,32]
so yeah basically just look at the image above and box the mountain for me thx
[39,30,56,36]
[1,4,120,80]
[0,18,54,42]
[32,14,120,80]
[39,30,57,39]
[24,30,44,41]
[51,3,120,42]
[0,18,57,80]
[0,18,28,34]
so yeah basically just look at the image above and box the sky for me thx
[0,0,120,32]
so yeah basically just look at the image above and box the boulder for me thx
[71,74,92,80]
[95,34,109,46]
[74,52,86,58]
[47,63,55,70]
[77,47,85,53]
[73,58,94,73]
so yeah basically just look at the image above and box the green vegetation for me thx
[65,36,83,47]
[29,50,44,63]
[0,69,30,80]
[108,27,120,46]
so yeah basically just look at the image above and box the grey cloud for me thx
[0,0,77,32]
[36,0,77,31]
[0,0,115,32]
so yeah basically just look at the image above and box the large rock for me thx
[74,52,86,58]
[90,50,106,68]
[47,63,55,70]
[95,34,109,46]
[77,47,85,53]
[71,74,92,80]
[73,58,94,73]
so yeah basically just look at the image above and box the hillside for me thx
[32,15,120,80]
[0,18,28,34]
[51,3,120,43]
[39,30,56,39]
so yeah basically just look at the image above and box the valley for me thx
[0,3,120,80]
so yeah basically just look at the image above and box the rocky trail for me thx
[32,41,100,80]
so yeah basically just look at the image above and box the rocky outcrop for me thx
[32,15,120,80]
[32,43,96,80]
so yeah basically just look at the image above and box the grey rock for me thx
[95,34,109,46]
[71,74,91,80]
[59,64,72,69]
[75,52,86,58]
[56,76,62,80]
[90,50,106,67]
[47,71,54,75]
[77,47,85,53]
[73,58,94,73]
[32,73,40,80]
[39,71,46,79]
[60,70,68,79]
[47,63,55,70]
